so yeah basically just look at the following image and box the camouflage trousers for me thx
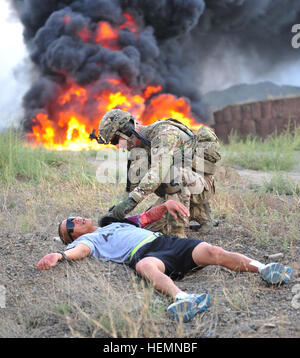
[144,172,215,238]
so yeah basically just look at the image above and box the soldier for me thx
[92,109,221,238]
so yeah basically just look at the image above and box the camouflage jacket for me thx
[128,120,192,203]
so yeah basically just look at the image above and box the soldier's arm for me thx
[140,200,189,227]
[129,127,182,203]
[126,200,190,227]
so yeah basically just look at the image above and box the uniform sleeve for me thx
[130,126,182,203]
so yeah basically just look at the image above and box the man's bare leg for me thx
[192,242,260,273]
[135,256,210,323]
[135,256,182,300]
[135,243,260,299]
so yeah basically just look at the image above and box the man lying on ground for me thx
[37,200,293,323]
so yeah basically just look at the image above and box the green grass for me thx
[221,127,300,171]
[259,172,300,195]
[0,129,96,185]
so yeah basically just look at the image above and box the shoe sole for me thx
[167,294,210,323]
[261,263,285,284]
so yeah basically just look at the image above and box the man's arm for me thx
[36,243,91,270]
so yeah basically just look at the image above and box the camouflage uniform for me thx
[97,109,219,238]
[124,120,217,238]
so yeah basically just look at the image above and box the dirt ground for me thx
[0,164,299,339]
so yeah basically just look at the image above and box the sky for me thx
[0,0,300,129]
[0,0,29,128]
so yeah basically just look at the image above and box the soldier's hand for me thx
[98,211,114,227]
[111,196,138,221]
[164,200,190,220]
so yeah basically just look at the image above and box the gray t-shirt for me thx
[66,223,156,264]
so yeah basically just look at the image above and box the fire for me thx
[142,94,202,131]
[58,86,87,106]
[95,22,120,50]
[27,112,100,151]
[120,12,138,36]
[26,12,203,151]
[107,92,136,111]
[77,27,92,42]
[63,16,71,24]
[95,82,146,120]
[27,82,202,151]
[27,80,202,151]
[143,85,162,99]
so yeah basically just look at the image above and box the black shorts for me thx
[128,235,203,280]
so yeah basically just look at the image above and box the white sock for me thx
[249,260,266,273]
[175,292,189,301]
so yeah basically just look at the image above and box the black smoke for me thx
[9,0,300,131]
[195,0,300,77]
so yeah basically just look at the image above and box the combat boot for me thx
[189,202,218,234]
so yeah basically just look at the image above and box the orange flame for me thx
[120,12,138,37]
[95,22,120,50]
[27,80,202,151]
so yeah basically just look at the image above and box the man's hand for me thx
[164,200,190,220]
[37,253,61,270]
[37,245,90,271]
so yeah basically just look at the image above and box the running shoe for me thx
[260,262,293,284]
[283,266,293,284]
[167,293,210,323]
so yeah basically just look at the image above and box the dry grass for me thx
[212,179,300,252]
[0,171,299,338]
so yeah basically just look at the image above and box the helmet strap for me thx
[116,131,132,141]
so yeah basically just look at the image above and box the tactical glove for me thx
[98,211,114,227]
[111,196,138,221]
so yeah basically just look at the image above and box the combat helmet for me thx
[98,109,137,145]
